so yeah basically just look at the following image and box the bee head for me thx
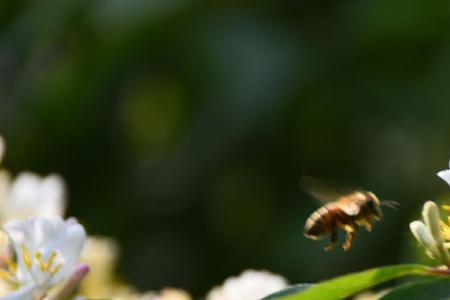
[365,192,383,219]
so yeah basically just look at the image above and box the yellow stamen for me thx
[33,251,60,274]
[441,220,450,240]
[34,252,47,272]
[441,220,450,230]
[46,252,57,271]
[21,245,32,269]
[440,205,450,241]
[50,264,62,275]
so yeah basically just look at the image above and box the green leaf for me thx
[261,284,313,300]
[380,277,450,300]
[278,264,435,300]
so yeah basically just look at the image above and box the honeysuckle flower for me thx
[205,270,288,300]
[410,201,450,266]
[0,172,66,221]
[2,216,87,297]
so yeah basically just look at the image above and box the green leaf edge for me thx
[261,283,313,300]
[279,264,436,300]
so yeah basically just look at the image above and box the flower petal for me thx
[423,201,443,243]
[206,270,288,300]
[3,217,87,290]
[7,173,66,220]
[40,175,66,217]
[437,169,450,186]
[1,284,37,300]
[410,221,437,257]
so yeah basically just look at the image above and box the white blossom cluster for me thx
[0,136,87,300]
[409,159,450,267]
[206,270,288,300]
[0,135,289,300]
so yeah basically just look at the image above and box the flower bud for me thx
[410,221,439,259]
[423,202,443,241]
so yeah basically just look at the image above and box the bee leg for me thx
[343,231,356,251]
[324,229,338,251]
[364,222,373,232]
[342,224,357,251]
[363,215,373,232]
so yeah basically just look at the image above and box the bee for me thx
[302,176,398,251]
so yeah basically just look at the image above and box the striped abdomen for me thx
[303,203,347,239]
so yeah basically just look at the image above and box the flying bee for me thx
[302,176,398,251]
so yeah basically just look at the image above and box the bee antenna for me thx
[381,200,400,210]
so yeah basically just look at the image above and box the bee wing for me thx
[336,199,361,216]
[300,175,344,204]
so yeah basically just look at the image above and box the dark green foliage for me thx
[264,265,437,300]
[380,278,450,300]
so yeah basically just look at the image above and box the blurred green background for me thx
[1,0,450,297]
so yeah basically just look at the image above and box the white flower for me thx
[139,289,192,300]
[3,216,86,294]
[205,270,288,300]
[410,201,450,266]
[0,135,66,222]
[437,160,450,186]
[1,172,66,221]
[1,284,37,300]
